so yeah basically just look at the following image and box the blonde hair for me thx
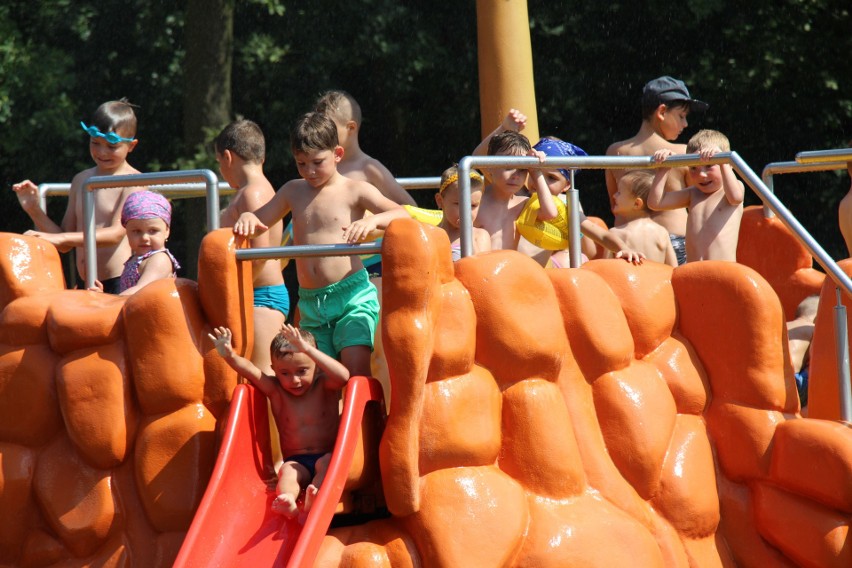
[620,170,655,210]
[687,129,730,153]
[439,164,484,195]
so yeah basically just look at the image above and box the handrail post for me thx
[835,288,852,422]
[458,156,474,258]
[82,188,98,290]
[567,170,581,268]
[202,169,221,231]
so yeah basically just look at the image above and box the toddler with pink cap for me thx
[110,190,180,295]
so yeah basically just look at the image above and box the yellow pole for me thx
[476,0,539,143]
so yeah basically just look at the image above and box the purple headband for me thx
[533,138,588,181]
[121,191,172,227]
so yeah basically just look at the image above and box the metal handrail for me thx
[81,169,220,289]
[455,151,852,420]
[796,148,852,164]
[38,176,440,211]
[760,160,847,219]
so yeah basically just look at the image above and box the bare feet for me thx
[303,484,319,513]
[271,493,299,517]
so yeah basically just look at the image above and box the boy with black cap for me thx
[605,76,708,265]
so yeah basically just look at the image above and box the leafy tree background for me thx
[1,0,850,280]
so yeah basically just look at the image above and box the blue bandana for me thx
[533,138,588,181]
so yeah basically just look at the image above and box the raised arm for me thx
[472,109,527,156]
[648,150,691,211]
[701,147,745,206]
[527,150,558,221]
[280,324,350,389]
[208,326,279,398]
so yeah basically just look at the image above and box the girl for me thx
[116,190,180,295]
[435,165,491,261]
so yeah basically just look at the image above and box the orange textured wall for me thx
[737,205,825,321]
[316,219,852,568]
[0,229,251,567]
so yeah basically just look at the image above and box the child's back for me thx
[609,170,677,266]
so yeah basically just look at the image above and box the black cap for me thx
[642,76,709,113]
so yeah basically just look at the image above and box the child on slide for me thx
[209,324,350,517]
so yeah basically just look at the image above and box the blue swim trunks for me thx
[795,368,809,407]
[254,283,290,317]
[297,269,379,358]
[669,234,687,266]
[284,452,326,478]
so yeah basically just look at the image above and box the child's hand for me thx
[699,146,723,161]
[11,180,40,212]
[233,213,267,237]
[614,249,646,265]
[207,326,234,357]
[652,149,674,163]
[502,109,527,132]
[280,323,310,353]
[528,149,547,163]
[88,280,104,293]
[342,218,377,243]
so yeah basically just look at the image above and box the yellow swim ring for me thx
[515,194,570,251]
[403,204,443,226]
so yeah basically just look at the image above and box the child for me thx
[116,190,180,296]
[11,99,142,292]
[837,143,852,257]
[314,90,414,206]
[524,137,646,266]
[215,119,289,373]
[208,324,350,517]
[435,165,491,260]
[232,112,408,377]
[787,295,819,409]
[476,127,538,251]
[606,76,709,265]
[609,170,678,266]
[649,129,745,262]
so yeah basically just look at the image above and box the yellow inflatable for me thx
[515,194,570,250]
[404,204,443,226]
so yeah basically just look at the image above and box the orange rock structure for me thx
[0,230,250,567]
[1,220,851,567]
[737,205,825,321]
[317,218,852,567]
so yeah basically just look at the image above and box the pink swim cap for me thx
[121,191,172,227]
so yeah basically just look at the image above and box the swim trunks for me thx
[283,452,327,478]
[297,269,379,358]
[795,368,809,407]
[669,234,687,266]
[254,283,290,317]
[101,277,122,295]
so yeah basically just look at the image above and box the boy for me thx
[609,169,677,266]
[648,129,745,262]
[208,324,350,517]
[837,142,852,257]
[606,76,709,264]
[11,99,142,293]
[215,119,288,374]
[787,295,819,408]
[314,90,414,206]
[233,112,408,377]
[523,137,646,266]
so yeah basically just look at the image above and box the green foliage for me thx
[1,0,850,258]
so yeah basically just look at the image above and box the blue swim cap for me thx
[533,138,588,181]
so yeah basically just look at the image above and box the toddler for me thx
[435,165,491,260]
[609,170,677,266]
[209,324,350,517]
[116,190,180,295]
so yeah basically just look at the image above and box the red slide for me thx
[173,375,385,568]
